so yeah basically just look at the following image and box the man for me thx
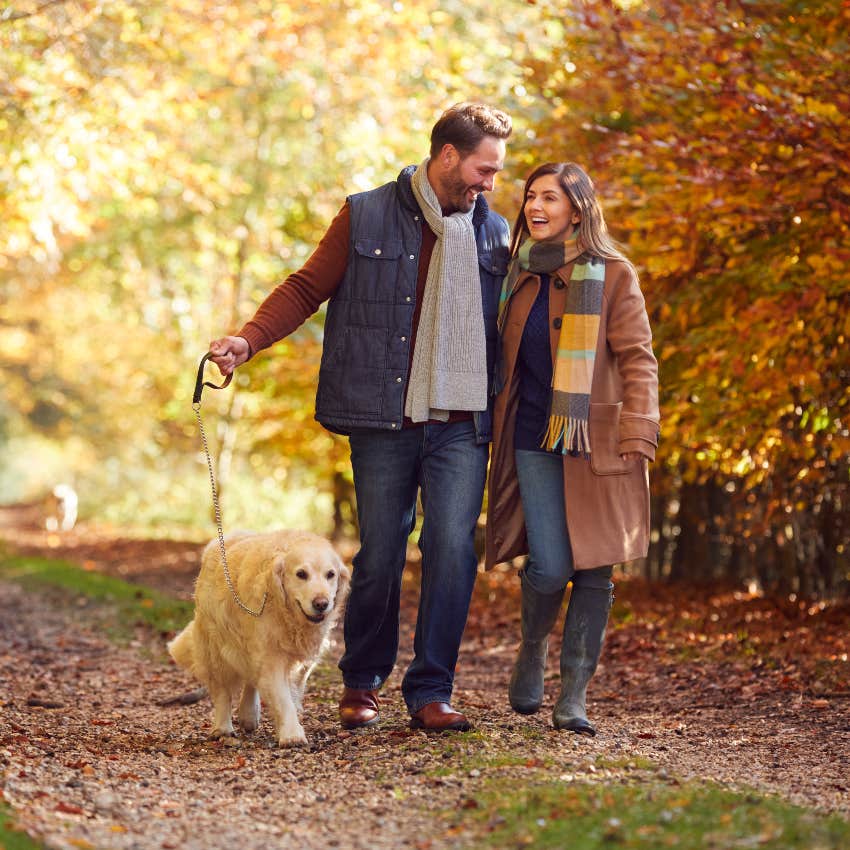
[209,102,512,732]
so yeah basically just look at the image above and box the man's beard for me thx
[443,169,481,214]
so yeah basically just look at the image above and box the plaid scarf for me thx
[498,237,605,456]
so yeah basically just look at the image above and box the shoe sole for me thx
[409,718,471,733]
[340,714,380,730]
[554,719,596,737]
[510,702,542,715]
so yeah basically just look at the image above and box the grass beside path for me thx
[0,802,48,850]
[458,779,850,849]
[0,554,192,639]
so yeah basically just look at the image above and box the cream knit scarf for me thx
[406,159,488,422]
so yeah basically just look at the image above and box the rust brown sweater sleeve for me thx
[237,203,350,356]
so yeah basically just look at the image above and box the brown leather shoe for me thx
[409,701,471,732]
[339,687,380,729]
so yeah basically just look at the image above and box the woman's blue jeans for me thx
[515,449,613,594]
[339,420,488,713]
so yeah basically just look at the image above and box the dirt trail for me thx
[1,520,848,849]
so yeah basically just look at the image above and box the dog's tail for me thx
[167,620,197,672]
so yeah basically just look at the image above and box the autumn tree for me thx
[0,0,535,530]
[516,0,850,594]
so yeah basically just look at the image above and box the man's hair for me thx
[429,102,512,158]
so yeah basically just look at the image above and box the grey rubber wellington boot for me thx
[552,584,613,736]
[508,576,565,714]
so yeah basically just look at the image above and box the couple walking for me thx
[209,102,659,736]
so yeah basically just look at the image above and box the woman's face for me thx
[523,173,580,243]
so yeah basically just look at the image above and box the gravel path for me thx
[1,530,848,849]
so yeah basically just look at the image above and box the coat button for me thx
[554,278,566,289]
[553,317,562,329]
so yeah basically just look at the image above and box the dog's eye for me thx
[295,569,308,580]
[326,571,336,580]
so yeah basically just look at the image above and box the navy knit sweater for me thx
[514,273,554,452]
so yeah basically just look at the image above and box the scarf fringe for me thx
[542,415,591,456]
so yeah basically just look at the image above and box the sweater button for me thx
[405,296,412,302]
[554,278,566,289]
[409,254,415,260]
[401,336,407,342]
[396,377,402,383]
[553,317,562,329]
[374,248,382,255]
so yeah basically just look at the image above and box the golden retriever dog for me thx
[168,530,350,747]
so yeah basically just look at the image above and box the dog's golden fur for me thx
[168,530,350,746]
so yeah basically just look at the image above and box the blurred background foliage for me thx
[1,0,848,596]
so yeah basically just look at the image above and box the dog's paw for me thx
[240,716,260,733]
[277,722,307,748]
[209,727,237,741]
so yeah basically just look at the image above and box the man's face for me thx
[440,136,506,213]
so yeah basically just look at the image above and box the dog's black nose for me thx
[313,597,329,613]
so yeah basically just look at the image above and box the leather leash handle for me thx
[193,352,233,405]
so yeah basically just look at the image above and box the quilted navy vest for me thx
[314,165,510,443]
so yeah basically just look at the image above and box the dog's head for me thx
[273,538,350,624]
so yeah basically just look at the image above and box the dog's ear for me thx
[336,560,352,599]
[272,553,288,588]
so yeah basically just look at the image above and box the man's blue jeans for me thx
[339,420,487,713]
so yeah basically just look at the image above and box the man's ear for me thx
[437,143,459,168]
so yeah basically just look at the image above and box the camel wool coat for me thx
[485,257,660,571]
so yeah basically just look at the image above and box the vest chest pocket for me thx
[354,238,403,261]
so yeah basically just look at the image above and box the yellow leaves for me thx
[672,64,690,85]
[805,253,844,275]
[752,82,773,100]
[803,96,843,121]
[0,327,35,363]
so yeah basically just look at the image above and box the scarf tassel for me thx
[542,415,591,456]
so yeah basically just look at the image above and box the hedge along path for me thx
[0,538,848,850]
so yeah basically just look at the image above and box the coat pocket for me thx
[589,402,630,476]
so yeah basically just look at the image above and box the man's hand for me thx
[209,336,250,376]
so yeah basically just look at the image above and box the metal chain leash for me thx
[192,354,266,617]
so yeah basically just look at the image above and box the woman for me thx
[485,162,659,735]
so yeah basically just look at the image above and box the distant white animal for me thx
[45,484,78,532]
[168,530,350,747]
